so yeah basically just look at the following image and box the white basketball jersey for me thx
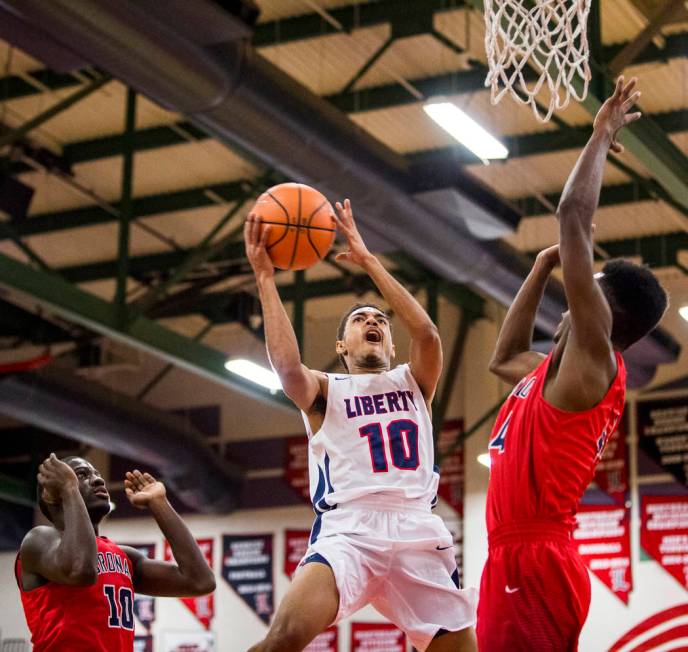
[302,364,439,514]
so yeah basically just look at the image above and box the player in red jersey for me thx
[476,77,668,651]
[15,454,216,651]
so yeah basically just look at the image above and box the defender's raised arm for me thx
[557,77,640,359]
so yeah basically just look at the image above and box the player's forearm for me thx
[491,257,554,366]
[557,129,612,233]
[256,273,303,375]
[56,488,98,582]
[361,254,438,341]
[148,497,215,595]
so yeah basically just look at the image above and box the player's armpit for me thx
[489,351,545,386]
[280,365,326,412]
[21,527,97,586]
[121,546,214,598]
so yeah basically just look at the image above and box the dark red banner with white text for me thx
[594,411,628,504]
[351,623,406,652]
[285,436,311,504]
[574,505,632,604]
[284,529,311,578]
[164,538,214,629]
[641,496,688,591]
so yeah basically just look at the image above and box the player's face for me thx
[337,309,395,370]
[67,458,111,519]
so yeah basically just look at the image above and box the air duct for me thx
[0,366,242,513]
[0,0,678,385]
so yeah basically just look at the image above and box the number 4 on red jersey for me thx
[489,411,512,454]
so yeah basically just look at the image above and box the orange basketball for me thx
[250,183,337,271]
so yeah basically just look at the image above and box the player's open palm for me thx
[593,76,642,153]
[244,213,274,278]
[38,453,79,504]
[125,470,166,509]
[334,199,372,267]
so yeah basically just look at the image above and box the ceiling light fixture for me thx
[477,453,492,469]
[423,99,508,164]
[224,358,282,392]
[679,306,688,322]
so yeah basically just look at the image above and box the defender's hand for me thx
[333,199,373,267]
[38,453,79,504]
[535,244,560,268]
[124,470,167,510]
[244,213,275,278]
[593,76,642,154]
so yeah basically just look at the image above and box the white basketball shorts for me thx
[297,495,478,651]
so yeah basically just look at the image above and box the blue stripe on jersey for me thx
[430,464,440,508]
[310,457,337,544]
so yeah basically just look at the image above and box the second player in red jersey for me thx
[477,77,668,651]
[16,455,216,651]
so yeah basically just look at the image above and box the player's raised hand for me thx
[124,470,167,510]
[244,213,274,278]
[38,453,79,505]
[593,76,642,153]
[333,199,374,267]
[535,244,560,268]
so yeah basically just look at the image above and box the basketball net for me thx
[483,0,592,123]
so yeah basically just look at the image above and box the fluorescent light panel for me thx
[680,306,688,322]
[224,358,282,391]
[423,100,508,161]
[477,453,491,469]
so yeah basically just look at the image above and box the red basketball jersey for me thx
[486,350,626,534]
[16,536,135,652]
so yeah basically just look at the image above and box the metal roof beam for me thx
[252,0,464,46]
[11,179,253,237]
[525,231,688,269]
[0,251,293,409]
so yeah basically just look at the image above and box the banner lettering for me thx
[222,534,274,625]
[641,496,688,590]
[574,505,632,604]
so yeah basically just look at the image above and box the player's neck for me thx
[348,358,388,375]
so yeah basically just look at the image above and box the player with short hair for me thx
[245,200,477,652]
[477,77,668,651]
[16,454,216,651]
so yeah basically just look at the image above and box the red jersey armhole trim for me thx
[538,350,625,416]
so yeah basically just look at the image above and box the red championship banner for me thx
[305,627,338,652]
[436,419,464,516]
[164,538,214,629]
[573,505,632,604]
[284,529,311,578]
[285,436,311,504]
[351,623,406,652]
[594,411,628,504]
[641,496,688,590]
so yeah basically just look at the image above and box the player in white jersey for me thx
[245,199,477,652]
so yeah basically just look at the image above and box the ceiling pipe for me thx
[0,366,242,513]
[0,0,678,386]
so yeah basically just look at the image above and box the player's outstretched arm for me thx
[20,454,98,586]
[244,214,323,411]
[334,199,441,401]
[557,77,641,357]
[121,471,215,597]
[488,246,558,384]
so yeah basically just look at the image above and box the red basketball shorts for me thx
[477,520,591,652]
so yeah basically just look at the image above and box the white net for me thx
[484,0,592,123]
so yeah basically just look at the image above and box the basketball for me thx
[249,183,337,271]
